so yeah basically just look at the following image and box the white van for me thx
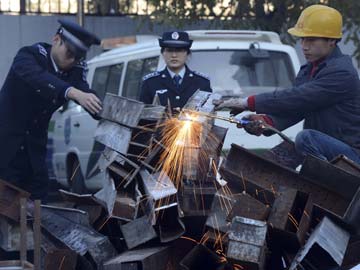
[49,30,301,192]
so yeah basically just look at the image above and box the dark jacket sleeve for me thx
[11,46,71,101]
[267,114,304,132]
[139,80,154,104]
[254,57,359,115]
[68,62,91,93]
[203,79,212,93]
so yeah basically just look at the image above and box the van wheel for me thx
[69,159,87,194]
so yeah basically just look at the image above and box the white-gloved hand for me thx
[213,97,248,115]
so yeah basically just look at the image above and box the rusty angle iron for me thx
[226,216,268,270]
[221,144,359,217]
[289,216,350,270]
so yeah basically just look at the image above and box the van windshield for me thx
[187,50,295,97]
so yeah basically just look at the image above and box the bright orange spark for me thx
[157,112,212,188]
[288,212,299,230]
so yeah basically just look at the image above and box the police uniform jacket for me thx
[0,42,93,170]
[140,66,212,108]
[254,46,360,150]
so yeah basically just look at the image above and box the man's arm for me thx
[66,87,102,115]
[13,46,102,115]
[255,64,358,115]
[12,46,71,101]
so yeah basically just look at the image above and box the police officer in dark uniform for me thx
[140,31,212,109]
[0,19,102,200]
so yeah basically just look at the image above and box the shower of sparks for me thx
[157,112,210,188]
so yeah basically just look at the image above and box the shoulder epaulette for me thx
[193,70,210,80]
[142,71,160,81]
[37,44,48,58]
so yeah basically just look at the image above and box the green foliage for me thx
[145,0,360,61]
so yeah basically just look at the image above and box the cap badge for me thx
[171,32,179,40]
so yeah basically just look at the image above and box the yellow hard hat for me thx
[288,5,342,39]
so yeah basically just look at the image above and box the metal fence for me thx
[0,0,152,15]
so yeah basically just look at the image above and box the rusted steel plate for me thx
[20,198,27,264]
[331,154,360,177]
[41,205,90,226]
[179,184,217,217]
[33,200,41,270]
[157,205,185,243]
[300,155,360,201]
[40,207,117,267]
[59,189,97,205]
[227,193,270,222]
[0,217,34,252]
[289,217,350,270]
[0,260,33,269]
[140,105,165,120]
[123,143,163,188]
[226,216,267,270]
[183,90,222,113]
[300,155,360,231]
[262,141,303,169]
[343,235,360,269]
[268,186,312,251]
[41,232,77,270]
[221,144,351,216]
[120,216,157,249]
[99,93,145,127]
[180,244,226,270]
[112,193,138,222]
[99,147,126,171]
[196,125,228,182]
[94,120,132,154]
[103,246,170,270]
[205,190,235,233]
[0,179,30,221]
[93,173,117,215]
[140,169,177,212]
[219,168,276,206]
[343,187,360,234]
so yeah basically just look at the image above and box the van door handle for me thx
[73,122,80,127]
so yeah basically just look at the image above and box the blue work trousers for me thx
[295,129,360,164]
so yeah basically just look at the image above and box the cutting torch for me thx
[179,109,294,144]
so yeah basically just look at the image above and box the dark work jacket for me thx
[0,42,93,170]
[139,66,212,108]
[255,46,360,150]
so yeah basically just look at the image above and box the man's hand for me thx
[239,114,270,136]
[67,87,102,115]
[213,97,248,115]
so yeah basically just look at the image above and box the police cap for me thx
[57,19,101,59]
[158,31,193,49]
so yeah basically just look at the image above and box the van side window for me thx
[91,63,124,100]
[107,64,124,95]
[123,56,159,100]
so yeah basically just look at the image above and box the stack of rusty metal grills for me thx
[0,91,359,270]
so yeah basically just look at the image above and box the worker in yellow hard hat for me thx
[214,5,360,167]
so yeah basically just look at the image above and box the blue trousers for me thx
[295,129,360,164]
